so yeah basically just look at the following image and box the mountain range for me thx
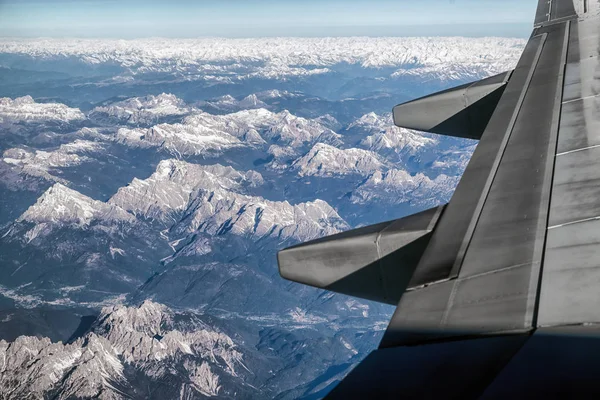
[0,37,522,399]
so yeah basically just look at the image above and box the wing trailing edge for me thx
[278,205,445,305]
[392,71,512,140]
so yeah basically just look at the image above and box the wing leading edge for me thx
[278,0,600,397]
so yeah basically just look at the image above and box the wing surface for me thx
[279,1,600,397]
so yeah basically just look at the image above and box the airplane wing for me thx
[278,0,600,398]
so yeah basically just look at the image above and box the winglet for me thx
[278,205,445,305]
[393,71,512,140]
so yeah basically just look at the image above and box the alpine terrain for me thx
[0,37,524,399]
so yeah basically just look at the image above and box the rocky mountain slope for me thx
[0,300,384,399]
[89,93,192,126]
[0,302,258,399]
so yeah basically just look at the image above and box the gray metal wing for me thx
[279,1,600,397]
[279,205,445,305]
[392,71,511,140]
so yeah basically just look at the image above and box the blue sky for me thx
[0,0,538,38]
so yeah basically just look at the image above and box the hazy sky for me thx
[0,0,538,38]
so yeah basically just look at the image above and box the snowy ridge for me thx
[391,62,503,82]
[0,301,247,399]
[350,112,436,153]
[115,123,244,156]
[351,169,460,207]
[0,96,84,128]
[2,140,102,185]
[197,93,267,112]
[115,108,340,156]
[257,110,341,147]
[178,193,348,242]
[109,159,348,242]
[95,301,244,371]
[359,126,435,154]
[292,143,384,177]
[0,335,125,400]
[0,37,525,80]
[197,90,304,113]
[19,183,135,227]
[183,108,340,147]
[89,93,190,125]
[109,159,264,223]
[346,112,396,132]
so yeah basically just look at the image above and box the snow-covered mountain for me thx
[351,169,459,208]
[350,112,436,153]
[114,108,340,157]
[292,143,384,177]
[89,93,191,126]
[1,140,103,188]
[0,156,355,309]
[0,301,255,399]
[0,37,525,82]
[197,94,268,113]
[0,35,522,399]
[110,159,348,242]
[115,122,245,156]
[0,96,85,139]
[18,183,134,228]
[0,183,171,307]
[174,193,346,242]
[0,300,382,399]
[0,96,84,126]
[109,160,264,224]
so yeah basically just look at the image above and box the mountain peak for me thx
[90,93,189,125]
[292,143,383,177]
[110,160,264,224]
[0,302,248,399]
[0,96,85,126]
[19,183,134,226]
